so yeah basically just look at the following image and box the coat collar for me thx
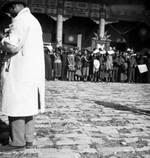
[12,7,30,21]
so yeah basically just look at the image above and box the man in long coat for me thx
[0,0,45,151]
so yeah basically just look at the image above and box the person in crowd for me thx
[88,50,94,81]
[61,47,68,81]
[146,50,150,83]
[128,54,137,83]
[105,52,113,82]
[67,48,76,81]
[93,53,100,82]
[0,0,45,151]
[112,50,120,82]
[47,43,54,80]
[81,49,90,81]
[136,54,147,83]
[99,53,106,82]
[44,46,53,81]
[49,48,55,80]
[75,50,82,81]
[54,47,62,80]
[119,53,128,82]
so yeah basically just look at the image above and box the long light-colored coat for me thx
[0,8,45,117]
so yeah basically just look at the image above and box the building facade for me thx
[0,0,150,50]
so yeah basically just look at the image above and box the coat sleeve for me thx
[0,19,29,54]
[0,30,20,54]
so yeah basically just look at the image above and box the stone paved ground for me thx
[0,81,150,158]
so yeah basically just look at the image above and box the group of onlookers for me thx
[44,45,150,83]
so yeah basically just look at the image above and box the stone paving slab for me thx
[0,81,150,158]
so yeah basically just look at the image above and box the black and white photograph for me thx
[0,0,150,157]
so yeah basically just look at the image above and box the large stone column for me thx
[56,14,63,47]
[99,18,105,39]
[99,6,106,39]
[77,34,82,50]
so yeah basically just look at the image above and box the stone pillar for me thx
[99,6,106,39]
[56,14,63,47]
[99,18,105,39]
[77,34,82,50]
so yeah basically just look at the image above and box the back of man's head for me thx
[0,0,27,13]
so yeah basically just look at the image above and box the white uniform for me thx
[0,8,45,116]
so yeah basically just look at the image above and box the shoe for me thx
[26,142,36,149]
[26,142,33,149]
[0,144,25,152]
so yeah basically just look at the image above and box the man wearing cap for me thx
[0,0,45,151]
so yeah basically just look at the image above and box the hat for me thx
[127,48,131,52]
[96,43,105,50]
[108,50,115,55]
[46,45,53,52]
[93,49,99,54]
[0,0,27,12]
[100,50,106,54]
[131,53,136,57]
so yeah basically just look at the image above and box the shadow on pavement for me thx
[0,119,9,145]
[95,101,150,116]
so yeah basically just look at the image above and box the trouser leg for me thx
[132,69,135,82]
[8,117,25,147]
[25,116,34,143]
[8,116,35,146]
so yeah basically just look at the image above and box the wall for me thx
[35,14,98,48]
[0,13,149,51]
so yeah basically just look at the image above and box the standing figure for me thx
[61,48,68,81]
[75,51,82,81]
[54,49,62,80]
[128,54,137,83]
[93,53,100,82]
[99,54,105,81]
[146,52,150,83]
[105,53,113,82]
[120,55,128,82]
[0,0,45,151]
[112,52,120,82]
[44,47,53,81]
[81,49,89,81]
[67,49,76,81]
[88,52,94,81]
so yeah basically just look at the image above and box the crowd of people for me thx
[44,44,150,83]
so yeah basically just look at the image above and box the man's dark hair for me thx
[1,1,27,13]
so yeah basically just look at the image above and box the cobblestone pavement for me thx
[0,81,150,158]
